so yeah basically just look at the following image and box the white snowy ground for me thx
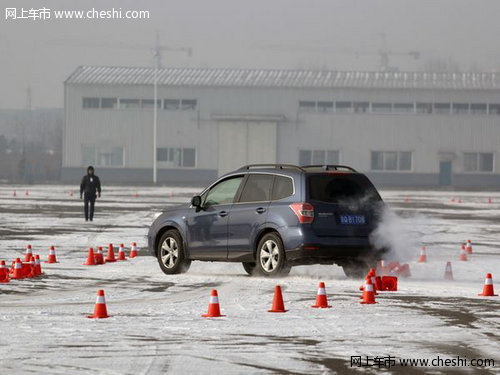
[0,185,499,374]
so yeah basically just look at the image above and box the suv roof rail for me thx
[238,164,305,171]
[302,165,357,172]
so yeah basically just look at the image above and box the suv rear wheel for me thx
[157,230,191,275]
[255,233,291,277]
[342,260,370,278]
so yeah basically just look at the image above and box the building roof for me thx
[66,65,500,90]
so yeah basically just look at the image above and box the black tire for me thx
[342,260,370,278]
[255,232,291,277]
[157,230,191,275]
[242,262,257,275]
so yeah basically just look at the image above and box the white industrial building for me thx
[63,66,500,187]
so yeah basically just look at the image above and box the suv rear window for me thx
[272,175,294,200]
[307,173,381,204]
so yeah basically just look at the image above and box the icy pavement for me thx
[0,185,499,374]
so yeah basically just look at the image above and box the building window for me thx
[452,103,469,114]
[99,147,124,166]
[464,152,494,172]
[354,102,369,113]
[82,146,124,167]
[298,101,316,112]
[434,103,451,114]
[489,104,500,115]
[371,151,412,171]
[470,103,487,114]
[372,103,392,113]
[142,99,161,109]
[317,101,333,112]
[416,103,433,114]
[157,147,196,167]
[299,149,340,165]
[181,99,197,110]
[164,99,180,110]
[101,98,118,109]
[82,146,96,165]
[120,99,140,109]
[393,103,414,113]
[335,101,352,113]
[83,97,100,109]
[182,148,196,166]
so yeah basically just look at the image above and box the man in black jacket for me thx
[80,166,101,221]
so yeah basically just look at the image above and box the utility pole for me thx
[152,31,192,184]
[153,31,160,184]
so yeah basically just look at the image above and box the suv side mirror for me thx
[191,195,202,208]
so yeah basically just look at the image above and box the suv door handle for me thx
[218,210,228,217]
[256,207,266,214]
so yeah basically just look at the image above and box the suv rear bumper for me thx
[281,226,380,264]
[286,243,376,265]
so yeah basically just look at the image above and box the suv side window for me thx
[272,175,294,200]
[203,175,244,206]
[238,174,274,203]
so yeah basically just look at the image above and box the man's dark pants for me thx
[84,193,96,221]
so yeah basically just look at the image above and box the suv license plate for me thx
[339,214,366,225]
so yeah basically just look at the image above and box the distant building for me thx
[0,108,63,182]
[63,66,500,187]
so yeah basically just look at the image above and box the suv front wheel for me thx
[157,230,191,275]
[255,233,291,277]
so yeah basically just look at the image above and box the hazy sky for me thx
[1,0,499,109]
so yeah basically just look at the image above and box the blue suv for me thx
[148,164,385,277]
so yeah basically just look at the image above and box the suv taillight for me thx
[289,203,314,223]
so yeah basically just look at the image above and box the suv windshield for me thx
[307,173,381,204]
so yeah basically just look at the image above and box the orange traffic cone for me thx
[25,256,36,278]
[268,285,288,313]
[45,246,58,263]
[84,247,96,266]
[381,276,398,291]
[87,290,110,318]
[418,246,427,263]
[311,282,331,308]
[34,255,42,276]
[24,244,33,262]
[459,245,468,261]
[105,244,116,262]
[202,289,225,317]
[368,268,379,295]
[0,261,10,283]
[360,276,377,304]
[478,273,497,297]
[465,240,473,254]
[444,261,453,280]
[117,244,127,261]
[129,242,138,258]
[94,246,105,265]
[11,258,24,279]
